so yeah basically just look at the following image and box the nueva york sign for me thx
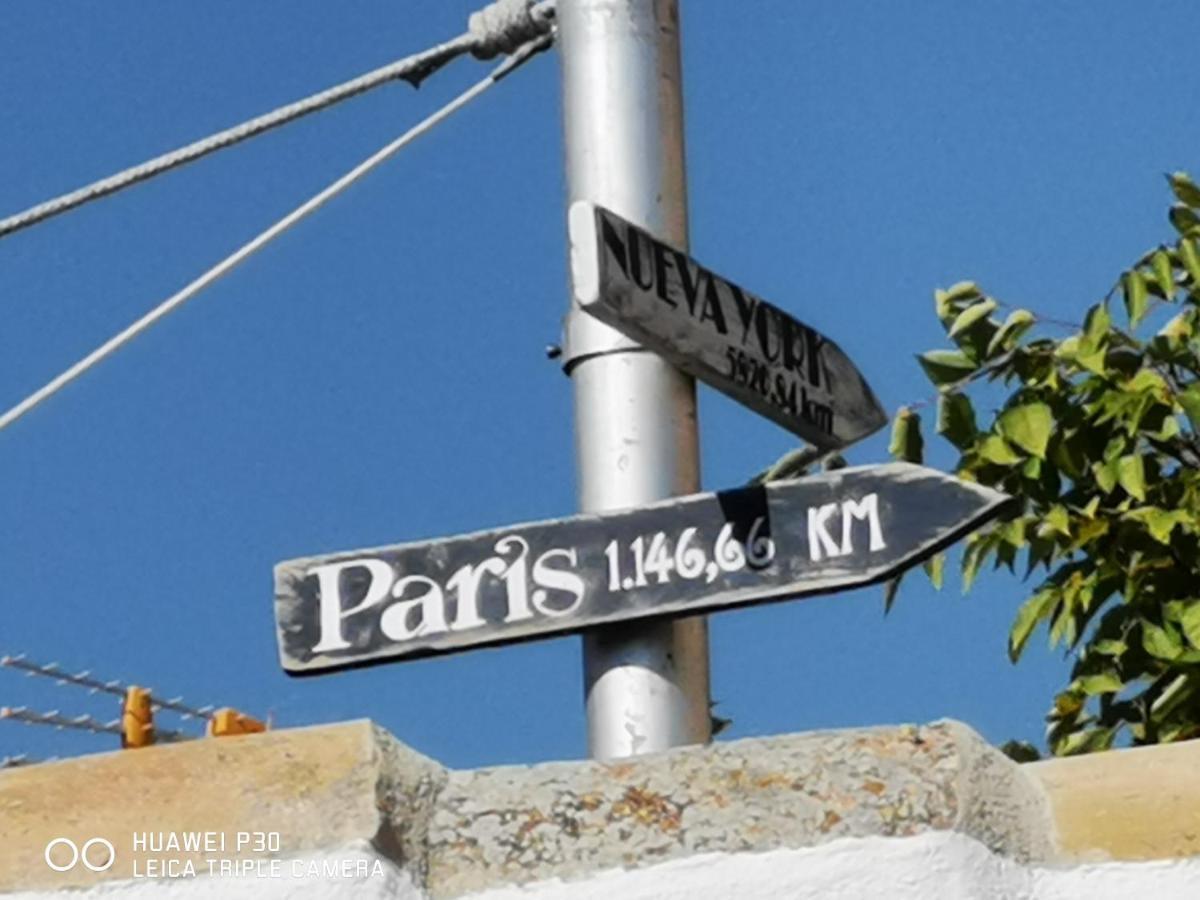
[569,201,888,451]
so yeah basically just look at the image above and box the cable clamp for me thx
[470,0,554,59]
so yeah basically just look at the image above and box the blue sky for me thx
[2,2,1198,768]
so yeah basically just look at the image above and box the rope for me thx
[0,0,554,240]
[0,34,552,434]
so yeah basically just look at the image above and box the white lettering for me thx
[446,557,507,631]
[841,493,886,555]
[807,503,841,561]
[531,548,586,617]
[495,536,534,623]
[309,559,395,653]
[381,575,447,641]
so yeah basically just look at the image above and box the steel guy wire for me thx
[2,654,214,721]
[0,33,552,435]
[0,0,555,240]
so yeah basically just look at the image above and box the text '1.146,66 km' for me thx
[274,464,1011,675]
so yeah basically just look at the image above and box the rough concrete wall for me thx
[427,720,1051,896]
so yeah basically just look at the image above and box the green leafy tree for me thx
[889,173,1200,756]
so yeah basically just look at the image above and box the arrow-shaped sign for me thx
[274,464,1010,675]
[569,202,887,451]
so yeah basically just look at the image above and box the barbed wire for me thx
[0,705,191,743]
[1,655,213,721]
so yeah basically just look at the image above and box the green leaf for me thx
[1125,508,1185,544]
[1181,603,1200,650]
[1041,505,1071,538]
[986,309,1035,357]
[1117,454,1146,501]
[1057,727,1117,756]
[888,407,924,463]
[1158,310,1193,344]
[923,553,945,590]
[917,349,977,388]
[1009,587,1058,661]
[998,402,1053,459]
[1053,690,1084,719]
[1152,249,1176,300]
[998,516,1029,549]
[1144,509,1179,544]
[1083,302,1111,345]
[949,298,999,339]
[1123,270,1150,328]
[935,281,982,325]
[1077,672,1124,696]
[1154,414,1181,441]
[1092,456,1119,493]
[1143,621,1184,661]
[1093,639,1127,657]
[962,532,998,593]
[979,434,1023,465]
[936,393,977,450]
[1178,384,1200,432]
[1170,204,1200,237]
[1178,238,1200,287]
[1075,342,1107,376]
[1169,171,1200,208]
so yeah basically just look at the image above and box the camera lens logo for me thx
[44,838,115,873]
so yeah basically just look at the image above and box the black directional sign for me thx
[274,463,1010,675]
[569,202,888,451]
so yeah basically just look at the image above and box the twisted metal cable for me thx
[0,0,554,240]
[0,33,552,434]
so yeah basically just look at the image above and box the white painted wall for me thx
[466,833,1200,900]
[9,833,1200,900]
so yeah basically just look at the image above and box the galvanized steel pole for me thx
[557,0,711,759]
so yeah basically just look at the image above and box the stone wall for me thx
[1,719,1197,898]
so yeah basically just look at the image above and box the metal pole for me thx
[558,0,711,759]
